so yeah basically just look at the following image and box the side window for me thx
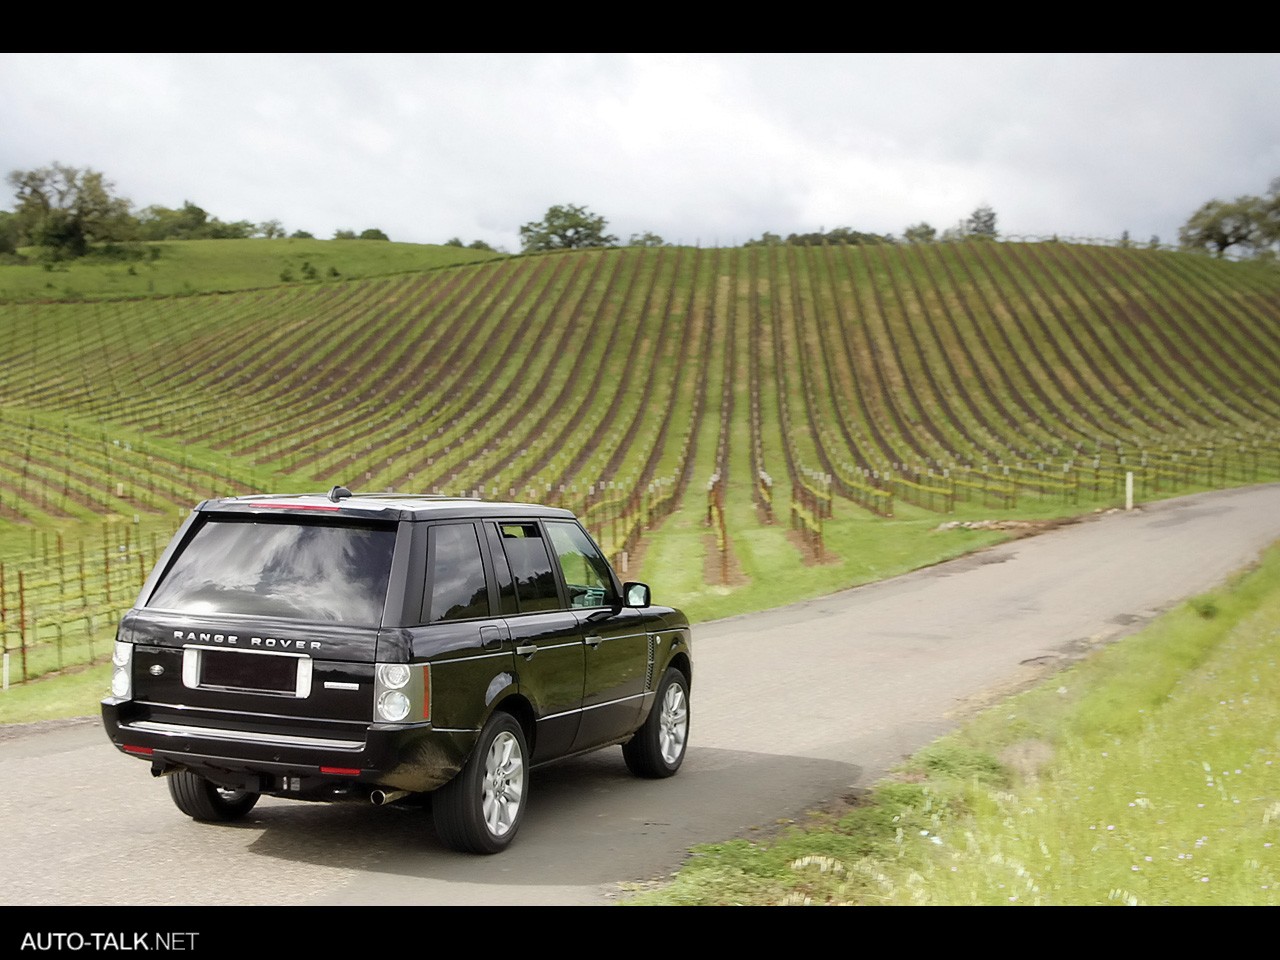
[496,522,562,614]
[546,521,618,608]
[425,523,490,623]
[483,523,519,616]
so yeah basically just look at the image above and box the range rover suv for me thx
[101,488,692,854]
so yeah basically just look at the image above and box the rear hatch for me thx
[121,510,399,736]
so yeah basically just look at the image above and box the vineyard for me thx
[1,240,1278,683]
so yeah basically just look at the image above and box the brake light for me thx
[250,502,342,512]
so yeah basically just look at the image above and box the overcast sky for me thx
[3,53,1278,252]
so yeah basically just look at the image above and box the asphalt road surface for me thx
[3,484,1278,907]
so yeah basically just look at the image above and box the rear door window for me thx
[495,522,562,613]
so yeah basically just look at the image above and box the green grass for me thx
[625,540,1280,905]
[0,238,503,301]
[638,484,1071,623]
[0,659,110,725]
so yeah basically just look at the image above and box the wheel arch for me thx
[486,693,537,758]
[664,651,692,689]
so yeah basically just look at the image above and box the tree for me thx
[333,229,357,240]
[467,239,495,251]
[203,218,254,239]
[1179,197,1262,258]
[7,163,135,258]
[136,201,252,240]
[443,237,465,247]
[358,228,389,241]
[628,231,666,247]
[903,222,936,243]
[1260,177,1280,255]
[290,229,315,239]
[519,204,616,252]
[780,226,891,246]
[965,205,998,240]
[257,220,286,239]
[137,202,209,240]
[0,210,17,255]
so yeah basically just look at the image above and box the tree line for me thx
[4,161,1277,264]
[517,203,1000,252]
[0,163,392,260]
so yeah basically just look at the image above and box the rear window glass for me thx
[146,515,396,625]
[426,523,489,622]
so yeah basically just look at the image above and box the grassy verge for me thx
[638,486,1080,624]
[0,660,110,725]
[624,540,1280,906]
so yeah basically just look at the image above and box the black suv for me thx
[101,489,692,853]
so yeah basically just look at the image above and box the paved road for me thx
[3,484,1279,906]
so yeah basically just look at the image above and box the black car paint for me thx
[102,493,691,805]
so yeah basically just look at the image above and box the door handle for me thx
[515,644,537,658]
[585,635,603,649]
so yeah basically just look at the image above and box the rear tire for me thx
[433,711,528,854]
[168,770,259,822]
[623,667,689,778]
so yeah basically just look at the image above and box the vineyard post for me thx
[1125,471,1134,511]
[18,571,27,682]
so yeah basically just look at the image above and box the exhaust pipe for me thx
[370,788,410,806]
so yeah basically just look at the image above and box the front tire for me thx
[167,770,259,822]
[623,666,689,778]
[433,711,528,854]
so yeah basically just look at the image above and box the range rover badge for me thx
[149,664,165,677]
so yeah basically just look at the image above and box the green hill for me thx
[0,240,1277,682]
[0,237,503,301]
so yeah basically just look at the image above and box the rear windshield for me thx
[146,515,396,625]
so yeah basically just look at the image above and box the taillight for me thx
[110,641,133,699]
[373,663,429,722]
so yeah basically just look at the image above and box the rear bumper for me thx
[102,698,475,795]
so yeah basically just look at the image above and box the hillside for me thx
[0,237,502,301]
[0,240,1277,680]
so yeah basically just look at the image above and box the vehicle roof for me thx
[196,491,578,523]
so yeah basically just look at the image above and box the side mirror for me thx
[623,582,651,608]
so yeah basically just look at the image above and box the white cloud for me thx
[1,52,1276,250]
